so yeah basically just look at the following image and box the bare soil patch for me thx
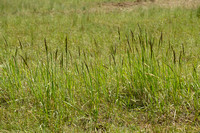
[98,0,200,11]
[100,1,148,9]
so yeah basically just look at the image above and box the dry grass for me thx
[97,0,200,12]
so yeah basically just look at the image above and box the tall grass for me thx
[0,0,200,132]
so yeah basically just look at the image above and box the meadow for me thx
[0,0,200,132]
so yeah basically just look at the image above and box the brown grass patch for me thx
[97,0,200,11]
[99,1,149,9]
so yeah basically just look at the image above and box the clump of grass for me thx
[1,26,199,132]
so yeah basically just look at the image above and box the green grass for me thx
[0,0,200,132]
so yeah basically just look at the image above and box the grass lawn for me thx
[0,0,200,132]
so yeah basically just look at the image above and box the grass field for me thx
[0,0,200,132]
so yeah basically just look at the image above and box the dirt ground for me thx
[98,0,200,11]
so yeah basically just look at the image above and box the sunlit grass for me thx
[0,0,200,132]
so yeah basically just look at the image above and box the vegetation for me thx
[0,0,200,132]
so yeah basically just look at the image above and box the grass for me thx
[0,0,200,132]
